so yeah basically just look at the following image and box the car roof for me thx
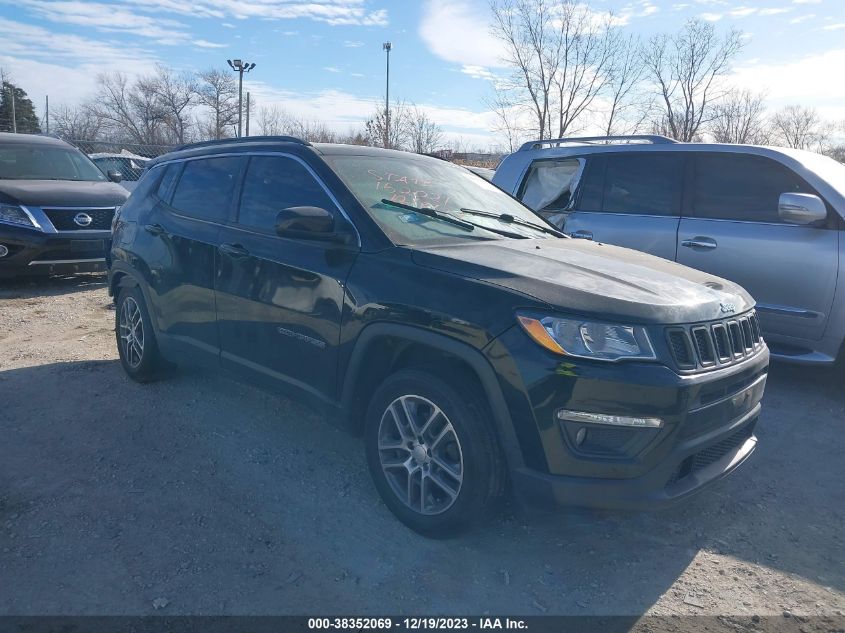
[0,133,73,148]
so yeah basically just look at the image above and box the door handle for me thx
[681,237,717,250]
[570,230,593,240]
[219,242,250,258]
[144,223,164,236]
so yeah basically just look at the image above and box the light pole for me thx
[226,59,255,138]
[382,41,391,148]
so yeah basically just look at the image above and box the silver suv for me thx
[494,136,845,366]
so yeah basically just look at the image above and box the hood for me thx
[0,180,129,207]
[411,238,754,324]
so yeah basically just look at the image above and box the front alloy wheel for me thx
[365,369,505,537]
[377,395,464,515]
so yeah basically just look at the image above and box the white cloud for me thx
[460,65,497,81]
[701,12,723,20]
[193,39,227,48]
[792,0,821,4]
[731,49,845,104]
[323,66,341,73]
[789,13,816,23]
[419,0,509,69]
[124,0,389,26]
[822,23,845,30]
[343,40,365,48]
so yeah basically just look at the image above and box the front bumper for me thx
[485,325,769,510]
[0,224,109,277]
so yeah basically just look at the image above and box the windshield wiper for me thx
[459,207,567,238]
[379,199,529,239]
[379,198,477,232]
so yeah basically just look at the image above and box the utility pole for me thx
[226,59,256,138]
[45,95,49,134]
[246,92,250,137]
[383,41,391,149]
[9,84,16,134]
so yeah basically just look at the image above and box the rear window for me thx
[170,157,242,223]
[578,153,684,216]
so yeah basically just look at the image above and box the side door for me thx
[677,152,838,342]
[215,154,358,403]
[143,155,244,359]
[519,153,684,261]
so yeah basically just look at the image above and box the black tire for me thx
[115,285,166,383]
[364,368,505,538]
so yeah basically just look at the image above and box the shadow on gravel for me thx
[0,273,108,299]
[0,357,842,615]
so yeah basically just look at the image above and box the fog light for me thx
[0,244,8,258]
[557,409,663,428]
[575,427,587,445]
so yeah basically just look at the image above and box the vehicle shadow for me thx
[0,358,841,616]
[0,273,108,300]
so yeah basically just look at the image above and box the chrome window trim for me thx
[153,151,362,248]
[28,257,106,265]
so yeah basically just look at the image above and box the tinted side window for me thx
[692,154,815,223]
[170,157,242,222]
[156,163,181,203]
[237,156,335,233]
[600,154,683,216]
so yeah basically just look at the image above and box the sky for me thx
[1,0,845,147]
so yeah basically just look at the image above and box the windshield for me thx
[0,145,107,182]
[325,154,559,245]
[796,151,845,200]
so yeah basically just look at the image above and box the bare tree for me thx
[710,89,769,144]
[486,86,529,152]
[601,34,649,136]
[90,72,167,144]
[365,101,409,149]
[550,2,618,138]
[643,19,744,142]
[257,104,286,136]
[51,104,101,141]
[196,68,238,140]
[406,106,443,154]
[490,0,557,139]
[770,105,833,151]
[152,65,197,144]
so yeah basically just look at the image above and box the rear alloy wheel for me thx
[115,285,165,382]
[365,369,504,537]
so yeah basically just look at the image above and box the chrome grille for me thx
[665,311,764,371]
[43,207,115,231]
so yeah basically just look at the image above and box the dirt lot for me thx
[0,274,843,618]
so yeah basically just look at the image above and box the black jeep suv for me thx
[109,136,768,536]
[0,133,128,277]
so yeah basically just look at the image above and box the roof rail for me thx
[175,135,311,152]
[518,135,677,152]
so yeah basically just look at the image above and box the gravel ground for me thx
[0,274,843,619]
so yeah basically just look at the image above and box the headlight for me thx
[0,204,36,228]
[517,313,656,361]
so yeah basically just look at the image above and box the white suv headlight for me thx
[0,204,36,228]
[517,313,656,361]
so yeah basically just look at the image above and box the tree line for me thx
[488,1,844,161]
[0,64,444,155]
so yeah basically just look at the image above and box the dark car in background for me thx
[109,136,768,536]
[0,133,128,277]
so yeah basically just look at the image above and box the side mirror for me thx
[778,192,826,225]
[107,169,123,183]
[275,206,351,244]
